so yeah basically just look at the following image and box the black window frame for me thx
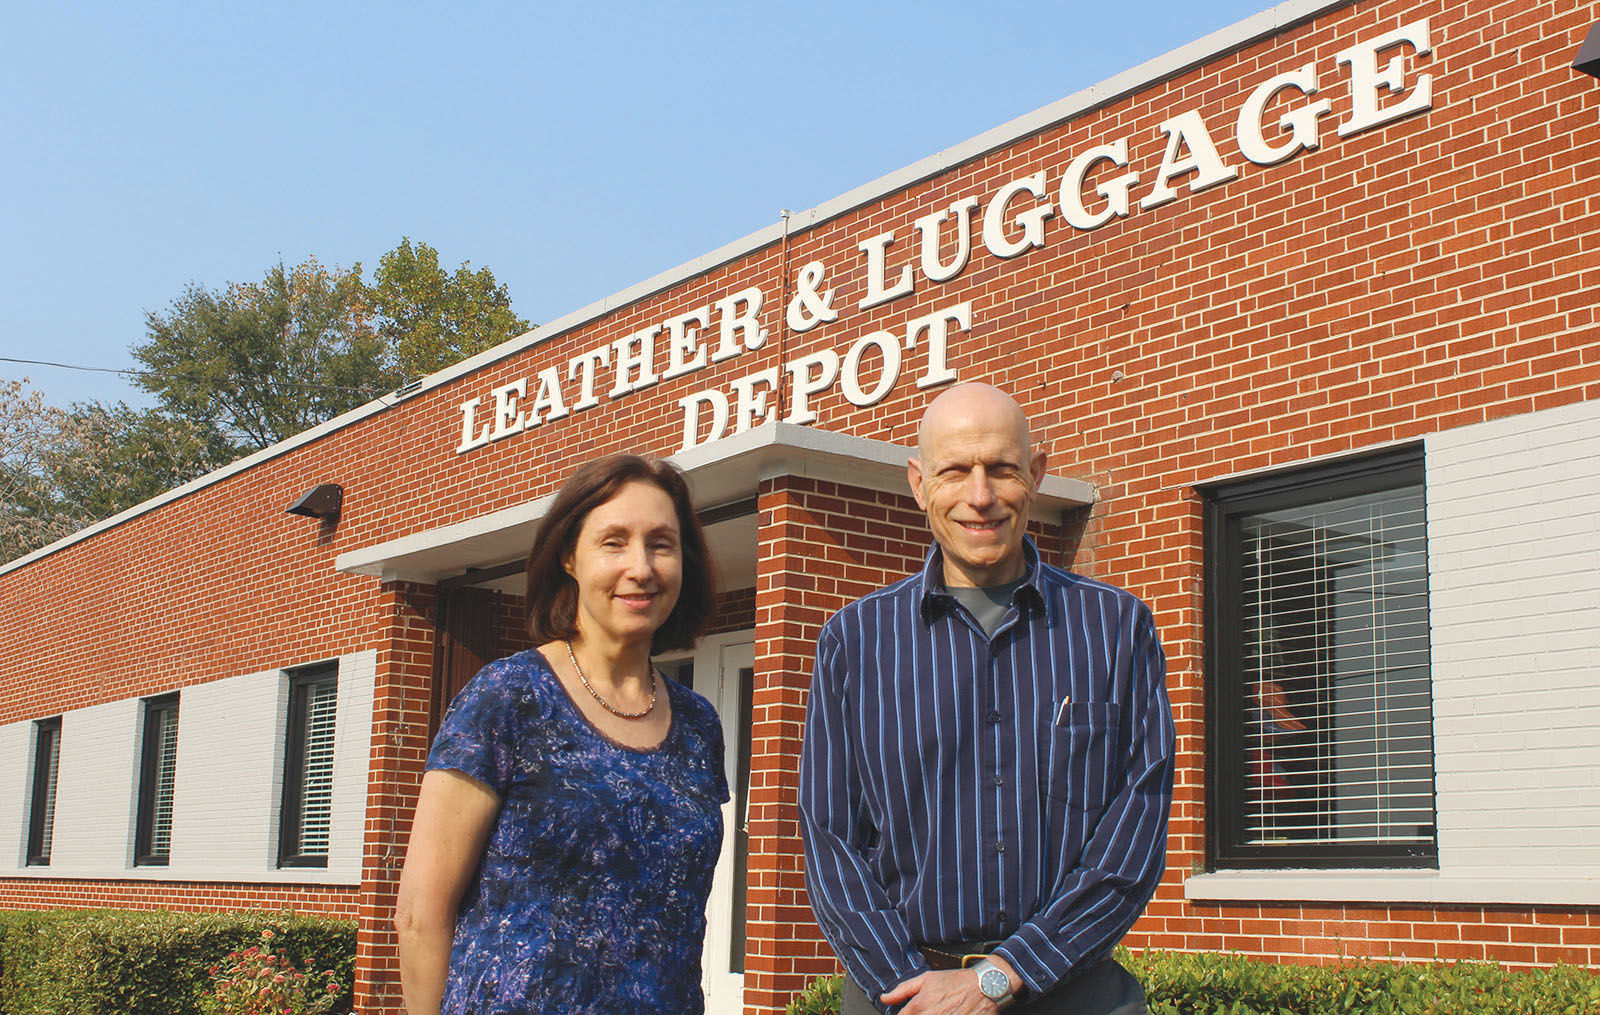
[26,717,62,866]
[1202,444,1438,870]
[278,663,338,868]
[134,693,181,867]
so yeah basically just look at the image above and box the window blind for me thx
[297,679,337,857]
[33,724,61,862]
[149,705,179,858]
[1238,485,1434,849]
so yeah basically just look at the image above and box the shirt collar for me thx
[916,536,1046,620]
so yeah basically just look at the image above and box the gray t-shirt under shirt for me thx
[947,578,1025,638]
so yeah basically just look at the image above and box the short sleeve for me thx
[706,704,731,805]
[676,686,731,806]
[426,655,538,797]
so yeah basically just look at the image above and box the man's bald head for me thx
[916,383,1033,460]
[908,383,1047,588]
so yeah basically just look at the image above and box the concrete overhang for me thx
[334,421,1096,586]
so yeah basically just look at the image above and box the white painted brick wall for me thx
[49,699,142,872]
[168,667,287,874]
[0,649,375,883]
[1426,396,1600,882]
[327,651,375,879]
[0,722,32,867]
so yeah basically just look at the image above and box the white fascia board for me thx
[335,492,558,583]
[337,421,1095,585]
[1,0,1345,580]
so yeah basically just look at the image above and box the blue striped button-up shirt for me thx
[799,539,1174,1005]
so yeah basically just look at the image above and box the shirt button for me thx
[995,842,1006,853]
[998,910,1008,925]
[993,774,1004,786]
[986,711,1002,724]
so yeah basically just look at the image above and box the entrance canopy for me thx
[334,421,1095,590]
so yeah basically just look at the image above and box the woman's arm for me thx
[394,768,502,1015]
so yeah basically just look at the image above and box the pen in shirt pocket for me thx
[1055,695,1072,725]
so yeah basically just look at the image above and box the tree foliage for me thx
[3,240,529,563]
[369,237,531,383]
[134,258,384,456]
[131,240,530,459]
[1,379,219,563]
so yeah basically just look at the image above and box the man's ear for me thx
[907,457,929,510]
[1028,449,1049,493]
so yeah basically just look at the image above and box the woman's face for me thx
[565,480,684,648]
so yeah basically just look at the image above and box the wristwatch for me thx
[970,957,1015,1010]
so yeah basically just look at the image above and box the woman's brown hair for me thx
[525,454,715,654]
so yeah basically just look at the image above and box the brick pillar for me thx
[353,581,436,1014]
[744,475,931,1014]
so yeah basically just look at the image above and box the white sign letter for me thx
[528,366,568,425]
[567,345,611,411]
[784,348,841,425]
[712,287,767,362]
[914,196,980,283]
[1060,140,1139,230]
[983,172,1052,259]
[490,379,526,441]
[610,325,661,398]
[906,302,969,390]
[857,232,915,310]
[1141,110,1240,210]
[678,389,729,451]
[1238,64,1332,165]
[841,331,902,407]
[1337,19,1433,138]
[786,261,839,333]
[456,397,490,453]
[732,367,779,433]
[662,307,711,380]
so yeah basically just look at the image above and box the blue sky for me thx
[2,1,1273,408]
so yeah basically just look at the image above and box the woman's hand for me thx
[394,768,501,1015]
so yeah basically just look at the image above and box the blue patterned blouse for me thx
[427,649,729,1014]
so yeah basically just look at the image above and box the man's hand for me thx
[879,956,1021,1014]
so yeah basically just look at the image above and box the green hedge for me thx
[0,909,354,1015]
[785,951,1600,1015]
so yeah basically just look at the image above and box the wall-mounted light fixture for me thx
[1575,22,1600,78]
[286,483,343,521]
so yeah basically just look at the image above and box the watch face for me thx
[979,965,1009,999]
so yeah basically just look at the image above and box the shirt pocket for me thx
[1045,701,1123,814]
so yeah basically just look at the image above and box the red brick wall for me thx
[0,880,358,917]
[2,0,1598,1010]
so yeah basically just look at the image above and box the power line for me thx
[0,356,389,397]
[1,356,130,376]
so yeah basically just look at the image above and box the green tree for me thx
[133,258,384,457]
[368,237,531,383]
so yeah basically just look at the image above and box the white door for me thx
[695,633,754,1015]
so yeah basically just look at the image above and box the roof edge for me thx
[0,0,1350,579]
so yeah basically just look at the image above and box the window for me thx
[279,664,338,867]
[135,694,180,866]
[1204,446,1436,868]
[26,718,62,865]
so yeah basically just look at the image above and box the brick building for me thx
[3,0,1598,1011]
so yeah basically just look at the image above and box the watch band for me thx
[970,957,1015,1010]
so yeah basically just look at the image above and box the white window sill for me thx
[1185,870,1600,907]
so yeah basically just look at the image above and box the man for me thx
[799,383,1174,1015]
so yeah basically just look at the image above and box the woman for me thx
[395,454,727,1015]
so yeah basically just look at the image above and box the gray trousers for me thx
[841,959,1147,1015]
